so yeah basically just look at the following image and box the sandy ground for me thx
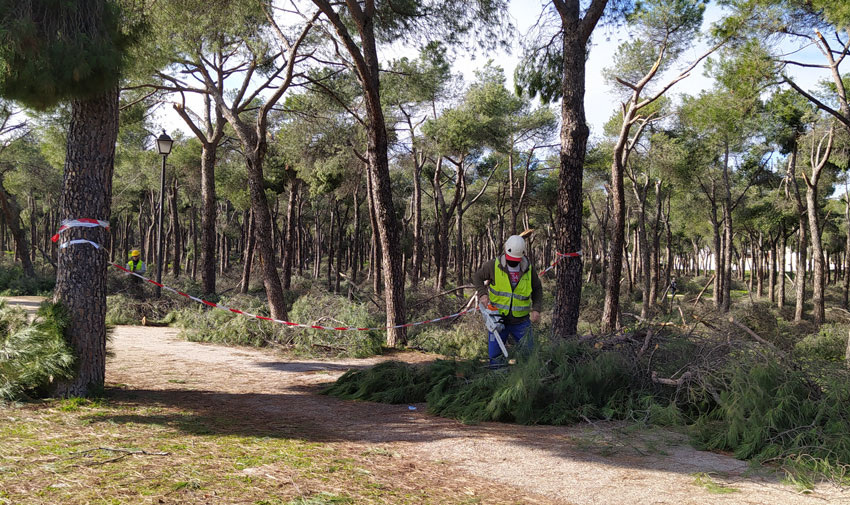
[99,324,849,505]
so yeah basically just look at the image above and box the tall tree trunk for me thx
[366,172,382,295]
[200,144,217,295]
[788,146,808,322]
[350,176,361,287]
[0,176,35,277]
[281,179,299,290]
[601,156,625,333]
[711,214,722,309]
[767,235,777,303]
[779,231,786,309]
[245,149,288,321]
[191,205,198,280]
[845,192,850,308]
[721,146,733,313]
[168,177,181,279]
[552,0,606,339]
[807,182,825,324]
[649,180,662,307]
[411,154,423,287]
[53,88,118,397]
[240,209,255,294]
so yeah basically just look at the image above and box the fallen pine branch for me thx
[72,447,170,457]
[728,316,788,359]
[411,285,475,308]
[651,370,692,387]
[693,274,716,308]
[637,328,654,358]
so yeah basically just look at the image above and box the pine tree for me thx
[0,0,140,396]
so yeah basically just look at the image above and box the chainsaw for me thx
[479,300,508,358]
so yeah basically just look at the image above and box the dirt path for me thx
[103,325,848,505]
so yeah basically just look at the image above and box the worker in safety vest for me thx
[127,249,146,274]
[472,235,542,366]
[126,249,146,298]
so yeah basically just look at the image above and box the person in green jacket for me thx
[472,235,542,366]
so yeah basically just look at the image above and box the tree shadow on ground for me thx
[92,384,763,484]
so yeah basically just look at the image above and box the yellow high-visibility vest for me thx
[488,263,532,318]
[127,259,145,272]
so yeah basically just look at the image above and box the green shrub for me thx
[173,290,383,357]
[0,263,54,296]
[105,294,183,326]
[795,323,848,362]
[0,302,75,401]
[323,360,431,404]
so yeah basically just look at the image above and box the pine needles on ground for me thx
[324,313,850,481]
[0,301,75,401]
[326,342,650,425]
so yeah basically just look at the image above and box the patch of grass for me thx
[0,390,532,505]
[57,397,106,412]
[691,472,738,494]
[285,493,353,504]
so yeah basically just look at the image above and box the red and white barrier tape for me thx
[51,219,110,243]
[113,262,473,331]
[53,219,579,331]
[59,239,102,250]
[539,250,582,276]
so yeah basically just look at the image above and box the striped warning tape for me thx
[51,219,110,243]
[53,218,580,331]
[112,261,474,331]
[539,250,582,276]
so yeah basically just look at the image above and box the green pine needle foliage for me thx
[322,360,432,404]
[325,342,649,425]
[427,342,642,424]
[693,362,850,466]
[0,0,145,109]
[0,301,75,401]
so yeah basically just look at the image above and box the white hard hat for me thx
[504,235,526,261]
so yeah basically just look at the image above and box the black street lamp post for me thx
[155,130,173,298]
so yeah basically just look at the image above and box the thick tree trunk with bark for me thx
[721,147,733,313]
[200,144,217,295]
[779,231,786,309]
[807,183,825,324]
[281,179,299,291]
[649,180,662,307]
[240,209,255,294]
[244,148,288,321]
[845,197,850,309]
[788,147,808,322]
[52,88,118,397]
[312,0,407,346]
[805,128,833,325]
[168,177,182,278]
[552,4,601,338]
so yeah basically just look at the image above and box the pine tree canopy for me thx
[0,0,141,109]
